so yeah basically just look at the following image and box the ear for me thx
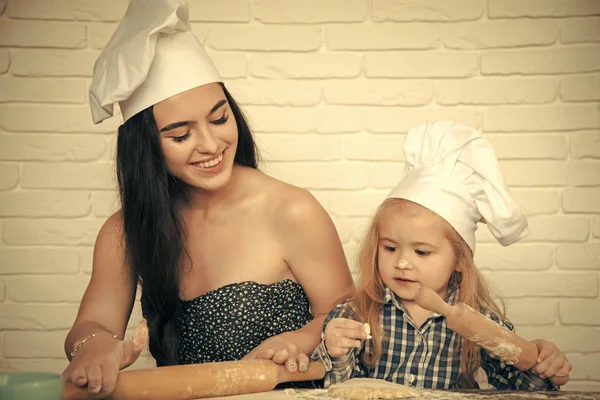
[452,253,461,272]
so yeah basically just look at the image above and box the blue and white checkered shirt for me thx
[311,288,558,391]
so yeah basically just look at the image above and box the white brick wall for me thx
[0,0,598,391]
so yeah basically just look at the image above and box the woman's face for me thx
[153,83,238,192]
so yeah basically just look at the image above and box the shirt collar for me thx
[384,287,404,310]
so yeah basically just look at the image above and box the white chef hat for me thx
[89,0,221,124]
[387,120,529,252]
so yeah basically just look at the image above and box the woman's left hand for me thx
[243,334,310,373]
[530,339,572,386]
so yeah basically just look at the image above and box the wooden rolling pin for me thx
[415,287,538,371]
[62,359,325,400]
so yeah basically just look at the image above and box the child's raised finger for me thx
[337,327,369,340]
[332,318,367,331]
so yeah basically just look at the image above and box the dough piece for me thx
[328,378,417,400]
[364,323,372,340]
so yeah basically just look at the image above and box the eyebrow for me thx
[210,99,227,114]
[158,99,228,133]
[159,120,190,133]
[411,241,439,249]
[378,237,438,249]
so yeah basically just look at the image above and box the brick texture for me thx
[1,0,598,391]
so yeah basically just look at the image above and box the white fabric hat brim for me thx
[89,0,221,124]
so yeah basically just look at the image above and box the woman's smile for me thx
[189,149,226,173]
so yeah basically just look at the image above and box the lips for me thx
[190,151,224,169]
[394,277,416,283]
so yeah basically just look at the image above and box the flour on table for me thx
[328,378,417,400]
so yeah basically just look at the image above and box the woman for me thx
[62,0,353,395]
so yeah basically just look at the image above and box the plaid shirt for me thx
[311,288,559,391]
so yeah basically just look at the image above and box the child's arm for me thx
[480,317,563,390]
[310,301,368,387]
[482,350,560,390]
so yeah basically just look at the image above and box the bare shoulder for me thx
[261,174,328,226]
[253,171,353,312]
[96,210,125,249]
[93,210,128,276]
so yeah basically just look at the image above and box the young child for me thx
[312,120,571,390]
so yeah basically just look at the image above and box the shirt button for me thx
[408,374,416,384]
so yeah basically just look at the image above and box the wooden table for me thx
[201,388,600,400]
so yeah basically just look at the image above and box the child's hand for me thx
[531,339,572,385]
[324,318,368,358]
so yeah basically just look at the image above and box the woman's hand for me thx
[324,318,368,358]
[530,339,572,386]
[243,333,310,373]
[61,320,148,396]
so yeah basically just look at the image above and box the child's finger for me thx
[532,352,559,377]
[328,336,361,349]
[332,318,367,331]
[328,346,351,358]
[532,339,555,363]
[554,359,572,377]
[549,374,569,386]
[542,356,566,379]
[338,327,369,340]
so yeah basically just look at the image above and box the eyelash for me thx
[383,246,431,257]
[213,113,229,125]
[171,113,229,142]
[173,131,190,143]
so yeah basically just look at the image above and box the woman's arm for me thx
[63,212,140,394]
[277,188,354,355]
[65,212,137,354]
[243,187,354,372]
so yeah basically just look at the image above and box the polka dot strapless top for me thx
[178,279,313,364]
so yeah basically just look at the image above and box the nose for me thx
[395,258,412,270]
[193,127,219,154]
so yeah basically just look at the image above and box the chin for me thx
[182,161,234,192]
[387,283,417,301]
[196,172,232,192]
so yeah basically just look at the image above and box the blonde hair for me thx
[352,198,505,388]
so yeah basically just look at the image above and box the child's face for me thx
[377,201,457,304]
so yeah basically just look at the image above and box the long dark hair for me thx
[116,84,259,366]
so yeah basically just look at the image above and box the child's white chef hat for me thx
[89,0,221,124]
[387,120,529,252]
